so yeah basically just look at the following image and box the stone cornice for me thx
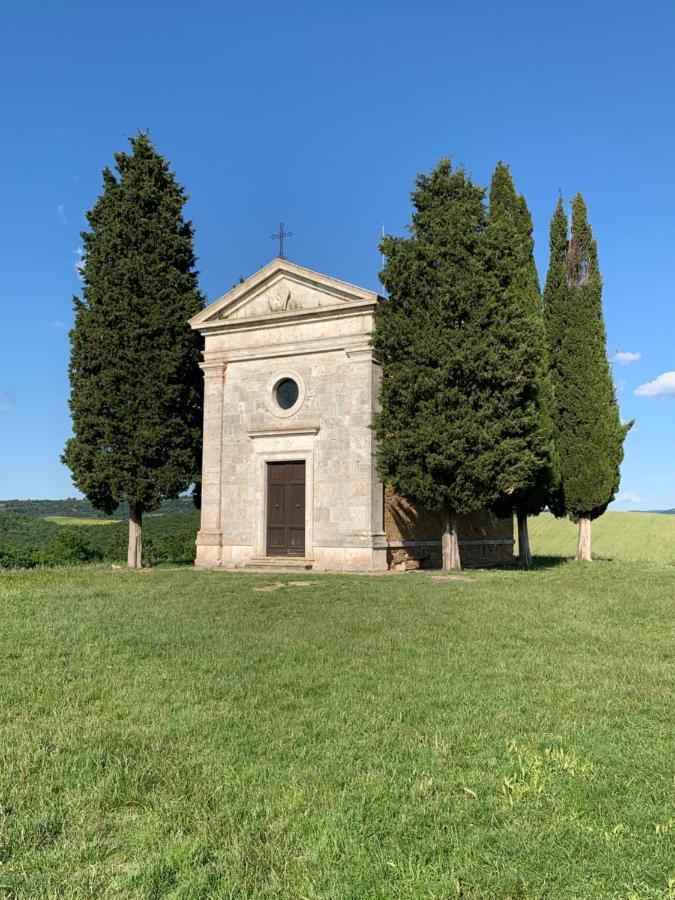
[387,539,516,547]
[202,334,374,364]
[248,426,320,439]
[193,297,378,336]
[198,360,227,375]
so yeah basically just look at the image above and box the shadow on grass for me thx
[459,554,572,573]
[511,554,616,570]
[417,554,573,576]
[532,554,574,569]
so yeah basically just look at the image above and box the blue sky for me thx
[1,0,673,508]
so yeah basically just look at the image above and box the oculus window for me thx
[275,377,299,411]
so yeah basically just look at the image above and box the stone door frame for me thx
[249,436,315,561]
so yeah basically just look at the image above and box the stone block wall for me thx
[384,486,514,568]
[197,345,387,570]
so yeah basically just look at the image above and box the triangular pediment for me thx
[190,259,381,330]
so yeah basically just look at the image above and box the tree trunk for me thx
[441,503,462,571]
[128,503,143,569]
[517,508,532,570]
[575,516,592,562]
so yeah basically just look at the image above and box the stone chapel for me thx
[189,259,513,571]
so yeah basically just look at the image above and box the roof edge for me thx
[189,257,383,327]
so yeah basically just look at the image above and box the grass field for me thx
[43,516,119,526]
[527,511,675,565]
[0,562,673,898]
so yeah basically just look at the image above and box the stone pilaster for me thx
[195,359,226,567]
[342,347,388,571]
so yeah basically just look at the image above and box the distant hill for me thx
[648,508,675,515]
[0,497,196,519]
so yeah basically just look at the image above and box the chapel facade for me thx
[189,259,513,571]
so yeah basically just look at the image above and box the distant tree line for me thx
[0,497,196,519]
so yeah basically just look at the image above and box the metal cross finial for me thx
[271,222,293,259]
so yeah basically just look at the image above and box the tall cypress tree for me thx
[543,195,630,560]
[62,134,204,568]
[484,163,557,568]
[373,159,516,570]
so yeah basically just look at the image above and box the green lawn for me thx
[0,564,673,898]
[43,516,118,526]
[527,511,675,565]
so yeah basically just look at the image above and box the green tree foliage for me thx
[374,159,536,569]
[484,163,558,567]
[48,528,103,565]
[543,195,631,560]
[62,134,204,567]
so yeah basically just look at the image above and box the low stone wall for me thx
[384,486,514,569]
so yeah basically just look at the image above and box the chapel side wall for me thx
[384,486,515,568]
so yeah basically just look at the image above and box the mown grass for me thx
[528,511,675,565]
[0,563,673,898]
[43,516,118,526]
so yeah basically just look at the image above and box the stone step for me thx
[245,557,314,571]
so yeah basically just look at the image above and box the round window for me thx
[275,377,299,410]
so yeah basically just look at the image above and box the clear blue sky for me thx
[1,0,673,508]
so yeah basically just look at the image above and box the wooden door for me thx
[266,462,305,556]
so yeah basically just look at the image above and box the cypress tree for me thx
[484,163,558,568]
[543,195,631,560]
[373,159,511,570]
[62,134,204,568]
